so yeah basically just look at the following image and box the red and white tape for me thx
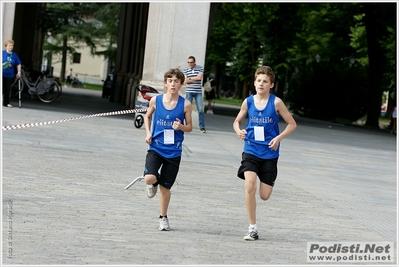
[2,107,148,131]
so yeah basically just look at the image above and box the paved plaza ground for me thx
[1,87,397,266]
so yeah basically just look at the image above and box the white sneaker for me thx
[243,227,259,241]
[206,110,214,114]
[146,184,158,198]
[159,217,170,231]
[6,104,12,108]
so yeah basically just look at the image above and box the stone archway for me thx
[112,2,211,108]
[3,2,213,109]
[2,2,44,71]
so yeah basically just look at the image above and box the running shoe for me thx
[243,227,259,241]
[200,128,206,133]
[159,217,170,231]
[146,184,158,198]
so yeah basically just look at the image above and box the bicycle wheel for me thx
[71,81,83,88]
[134,114,144,128]
[10,78,23,98]
[36,81,62,103]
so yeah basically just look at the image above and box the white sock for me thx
[249,224,257,231]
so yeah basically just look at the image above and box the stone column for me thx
[2,3,16,42]
[141,2,211,93]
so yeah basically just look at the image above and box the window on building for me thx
[73,53,81,64]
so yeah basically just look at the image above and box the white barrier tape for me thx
[2,107,148,131]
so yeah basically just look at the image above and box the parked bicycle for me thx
[10,67,62,103]
[71,74,85,88]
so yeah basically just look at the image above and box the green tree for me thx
[206,3,297,99]
[361,3,396,127]
[206,3,395,127]
[37,3,120,81]
[92,3,121,74]
[350,4,396,124]
[288,3,366,120]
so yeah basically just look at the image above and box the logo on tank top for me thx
[249,116,274,124]
[157,115,173,127]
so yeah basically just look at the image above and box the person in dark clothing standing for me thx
[205,73,217,114]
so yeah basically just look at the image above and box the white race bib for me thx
[164,129,174,144]
[254,126,265,141]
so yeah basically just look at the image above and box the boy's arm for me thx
[173,99,193,132]
[268,97,297,149]
[233,99,248,140]
[144,96,156,144]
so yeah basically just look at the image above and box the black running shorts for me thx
[237,152,278,186]
[144,150,181,189]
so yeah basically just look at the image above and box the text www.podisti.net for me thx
[307,242,394,263]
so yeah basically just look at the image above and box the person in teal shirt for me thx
[2,39,22,107]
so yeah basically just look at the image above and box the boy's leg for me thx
[144,150,162,198]
[238,153,261,240]
[144,174,158,185]
[259,182,273,200]
[144,150,162,184]
[159,185,171,217]
[159,186,171,231]
[258,157,278,200]
[158,156,180,214]
[145,174,158,198]
[244,171,258,225]
[243,171,259,240]
[157,156,180,231]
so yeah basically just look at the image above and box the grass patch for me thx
[84,83,103,90]
[61,82,103,91]
[334,118,354,125]
[335,115,391,129]
[379,117,391,124]
[213,97,242,106]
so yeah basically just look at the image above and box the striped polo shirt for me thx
[183,64,204,94]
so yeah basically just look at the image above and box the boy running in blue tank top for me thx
[233,66,297,240]
[143,68,193,231]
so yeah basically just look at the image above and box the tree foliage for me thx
[91,3,121,69]
[37,3,120,80]
[205,3,396,127]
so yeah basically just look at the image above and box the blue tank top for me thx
[2,50,22,78]
[149,95,185,158]
[244,94,280,159]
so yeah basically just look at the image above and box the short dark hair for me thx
[254,66,275,84]
[164,68,185,84]
[188,56,196,62]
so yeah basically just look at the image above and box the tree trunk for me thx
[60,36,67,82]
[364,3,384,128]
